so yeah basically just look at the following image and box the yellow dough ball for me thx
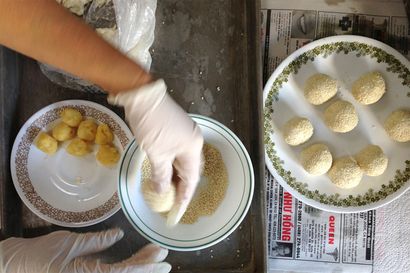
[96,144,120,166]
[95,124,114,145]
[52,122,76,141]
[300,143,333,175]
[352,71,385,105]
[66,138,90,156]
[304,74,338,105]
[355,145,388,176]
[77,120,98,141]
[324,100,358,133]
[60,108,83,127]
[35,132,58,155]
[384,109,410,142]
[328,157,363,189]
[141,181,176,213]
[282,117,314,146]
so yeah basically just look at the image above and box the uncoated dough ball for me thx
[352,71,385,105]
[282,117,314,146]
[66,138,90,156]
[96,145,120,166]
[95,124,114,145]
[77,120,98,141]
[300,143,333,175]
[52,122,76,141]
[384,109,410,142]
[61,108,83,127]
[35,132,58,155]
[304,74,338,105]
[355,145,388,176]
[142,181,176,213]
[328,156,363,189]
[324,100,358,133]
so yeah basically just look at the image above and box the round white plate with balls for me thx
[119,115,254,251]
[10,100,133,227]
[264,35,410,213]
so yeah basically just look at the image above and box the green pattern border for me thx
[264,41,410,207]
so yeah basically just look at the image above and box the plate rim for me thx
[263,35,410,213]
[10,99,133,227]
[118,114,255,251]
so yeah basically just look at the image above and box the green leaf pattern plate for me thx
[263,36,410,213]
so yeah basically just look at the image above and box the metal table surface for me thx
[0,0,266,272]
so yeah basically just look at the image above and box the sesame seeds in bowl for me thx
[118,115,254,251]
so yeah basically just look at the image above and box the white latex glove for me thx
[108,79,204,226]
[0,229,171,273]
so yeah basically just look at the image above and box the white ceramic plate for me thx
[119,114,254,251]
[264,35,410,213]
[10,100,133,227]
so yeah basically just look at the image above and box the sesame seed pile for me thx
[140,143,228,225]
[180,143,228,224]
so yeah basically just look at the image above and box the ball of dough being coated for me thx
[384,109,410,142]
[355,145,388,176]
[61,108,83,127]
[304,74,338,105]
[300,144,333,175]
[142,181,176,213]
[96,145,120,166]
[283,117,314,146]
[35,132,58,155]
[352,71,385,105]
[66,138,90,156]
[77,120,98,141]
[52,122,76,141]
[328,157,363,189]
[324,100,358,133]
[95,124,114,145]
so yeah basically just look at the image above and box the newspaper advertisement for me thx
[266,172,375,272]
[261,1,407,272]
[261,0,409,83]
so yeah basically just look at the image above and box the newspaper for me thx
[262,1,409,272]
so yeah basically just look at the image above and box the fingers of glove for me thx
[68,228,124,259]
[148,157,173,194]
[125,244,169,265]
[68,257,171,273]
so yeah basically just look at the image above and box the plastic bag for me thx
[39,0,157,93]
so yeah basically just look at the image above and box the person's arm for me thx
[0,0,151,94]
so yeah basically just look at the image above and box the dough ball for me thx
[283,117,314,146]
[35,132,58,155]
[328,157,363,189]
[95,124,114,145]
[52,122,76,141]
[66,138,90,156]
[142,181,176,213]
[77,120,98,141]
[60,108,83,127]
[96,145,120,166]
[352,71,385,105]
[324,100,358,133]
[300,144,333,175]
[355,145,388,176]
[384,109,410,142]
[304,74,337,105]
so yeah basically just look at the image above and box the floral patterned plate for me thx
[264,35,410,213]
[10,100,133,227]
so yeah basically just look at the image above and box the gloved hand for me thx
[108,79,204,226]
[0,229,171,273]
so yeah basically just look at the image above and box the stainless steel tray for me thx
[0,0,266,271]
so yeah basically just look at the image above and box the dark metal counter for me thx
[0,0,266,272]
